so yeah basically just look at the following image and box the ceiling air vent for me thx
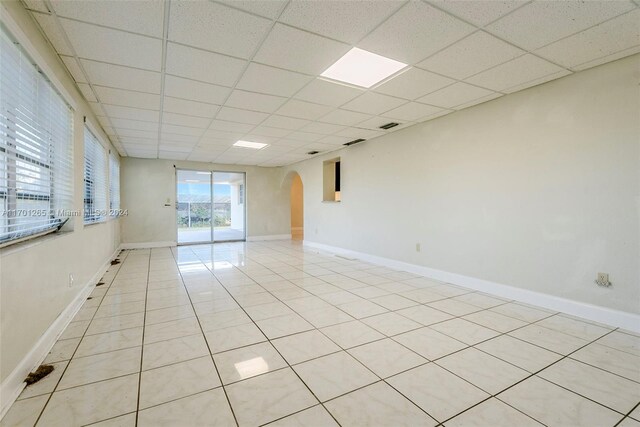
[343,138,365,147]
[307,150,319,155]
[379,122,399,130]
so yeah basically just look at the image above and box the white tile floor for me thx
[2,241,639,427]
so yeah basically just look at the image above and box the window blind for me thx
[109,150,120,214]
[83,128,107,223]
[0,25,73,245]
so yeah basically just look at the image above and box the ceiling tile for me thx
[300,121,345,135]
[319,109,372,126]
[51,0,165,37]
[218,0,287,19]
[208,120,255,133]
[430,0,528,26]
[501,69,572,94]
[342,92,407,115]
[374,67,454,100]
[161,124,204,137]
[417,82,496,109]
[382,102,443,122]
[168,1,271,59]
[164,75,230,105]
[158,151,189,160]
[166,42,246,87]
[163,96,220,118]
[466,54,569,92]
[319,134,354,145]
[125,150,156,159]
[486,0,635,51]
[103,104,159,122]
[94,86,160,110]
[162,112,211,129]
[455,92,503,110]
[236,62,313,97]
[359,1,475,64]
[418,31,525,80]
[260,115,311,130]
[216,106,269,125]
[276,99,333,120]
[286,131,324,142]
[76,83,97,102]
[225,90,288,113]
[110,117,158,132]
[238,133,279,144]
[335,126,385,139]
[59,18,162,70]
[81,59,161,94]
[201,131,242,144]
[250,126,292,138]
[117,128,158,140]
[253,23,350,74]
[279,0,400,44]
[120,139,157,148]
[60,56,86,83]
[356,116,403,130]
[571,45,640,72]
[535,9,640,70]
[32,12,73,55]
[294,78,364,107]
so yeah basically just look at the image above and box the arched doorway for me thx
[290,173,303,240]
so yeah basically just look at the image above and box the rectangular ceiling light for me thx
[321,47,407,88]
[233,140,268,149]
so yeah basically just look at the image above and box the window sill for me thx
[0,229,73,257]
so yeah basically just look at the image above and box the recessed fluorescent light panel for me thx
[321,47,407,88]
[233,140,268,149]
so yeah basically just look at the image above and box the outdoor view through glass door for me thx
[177,170,245,244]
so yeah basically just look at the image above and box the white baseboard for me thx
[247,234,291,241]
[0,245,122,419]
[120,241,176,249]
[304,240,640,333]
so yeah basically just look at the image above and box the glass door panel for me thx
[213,171,245,242]
[177,170,212,244]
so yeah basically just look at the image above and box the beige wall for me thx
[285,54,640,315]
[120,158,291,243]
[0,1,121,385]
[291,174,304,239]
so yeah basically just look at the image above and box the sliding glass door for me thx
[176,169,245,244]
[213,172,246,242]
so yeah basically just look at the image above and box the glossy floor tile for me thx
[2,241,638,427]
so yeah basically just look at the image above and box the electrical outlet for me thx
[416,243,421,252]
[68,274,74,288]
[595,273,611,287]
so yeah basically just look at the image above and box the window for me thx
[0,26,73,245]
[109,150,120,215]
[238,184,244,205]
[83,127,107,223]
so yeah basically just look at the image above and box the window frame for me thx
[0,22,74,248]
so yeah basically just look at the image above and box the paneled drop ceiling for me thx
[21,0,640,166]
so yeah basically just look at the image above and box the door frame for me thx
[175,168,247,245]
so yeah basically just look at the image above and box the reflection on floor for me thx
[178,227,245,243]
[3,241,639,426]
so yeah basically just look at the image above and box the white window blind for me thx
[109,150,120,214]
[83,127,107,223]
[0,25,73,245]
